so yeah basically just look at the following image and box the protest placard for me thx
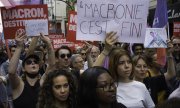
[173,22,180,36]
[67,11,77,42]
[77,0,149,43]
[25,19,48,36]
[1,4,48,39]
[144,28,167,48]
[52,38,75,49]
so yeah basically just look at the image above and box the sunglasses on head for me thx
[60,54,71,58]
[25,59,39,65]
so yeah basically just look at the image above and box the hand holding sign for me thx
[104,31,118,55]
[15,29,27,47]
[25,19,48,36]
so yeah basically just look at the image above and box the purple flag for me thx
[153,0,168,28]
[153,0,168,67]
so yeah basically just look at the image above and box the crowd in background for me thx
[0,30,180,108]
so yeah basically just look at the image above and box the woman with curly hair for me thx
[37,69,78,108]
[79,66,126,108]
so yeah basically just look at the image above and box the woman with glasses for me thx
[8,31,55,108]
[37,69,78,108]
[93,32,155,108]
[79,66,126,108]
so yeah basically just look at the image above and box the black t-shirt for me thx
[143,75,168,104]
[13,80,40,108]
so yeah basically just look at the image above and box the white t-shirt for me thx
[116,81,155,108]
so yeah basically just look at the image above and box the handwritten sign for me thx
[25,19,48,36]
[77,0,149,43]
[144,28,167,48]
[1,4,48,39]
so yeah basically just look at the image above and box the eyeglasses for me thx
[60,54,71,59]
[81,53,86,56]
[96,83,116,92]
[173,43,180,46]
[25,59,39,65]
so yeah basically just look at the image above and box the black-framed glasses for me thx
[173,43,180,46]
[60,54,71,59]
[25,59,39,65]
[96,83,116,92]
[81,53,86,56]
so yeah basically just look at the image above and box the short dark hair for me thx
[132,44,144,53]
[55,45,72,58]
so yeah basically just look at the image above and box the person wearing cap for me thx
[8,31,55,108]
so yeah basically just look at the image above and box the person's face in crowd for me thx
[73,56,84,70]
[134,46,143,55]
[152,53,163,68]
[91,47,99,61]
[134,58,148,80]
[117,55,132,80]
[52,75,69,102]
[24,58,40,74]
[80,50,86,61]
[10,47,16,56]
[144,48,156,57]
[96,72,116,103]
[58,49,71,69]
[172,38,180,52]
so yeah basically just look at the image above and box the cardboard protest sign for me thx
[173,22,180,36]
[144,28,167,48]
[25,19,48,36]
[77,0,149,43]
[67,11,77,42]
[1,4,48,39]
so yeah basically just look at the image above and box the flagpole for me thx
[167,22,170,39]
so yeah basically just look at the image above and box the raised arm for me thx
[164,40,176,81]
[26,37,39,57]
[93,31,118,67]
[8,31,26,89]
[39,33,55,85]
[39,33,55,67]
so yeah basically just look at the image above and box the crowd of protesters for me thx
[0,29,180,108]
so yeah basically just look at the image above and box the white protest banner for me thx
[25,19,48,36]
[144,28,167,48]
[77,0,149,43]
